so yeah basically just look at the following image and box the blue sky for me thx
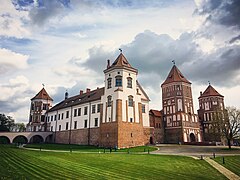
[0,0,240,123]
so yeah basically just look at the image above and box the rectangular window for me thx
[127,77,132,88]
[115,76,122,87]
[51,126,53,131]
[142,104,146,113]
[74,109,77,117]
[78,108,81,116]
[84,107,88,115]
[66,122,69,130]
[43,104,47,110]
[66,111,69,118]
[58,114,61,120]
[107,78,112,89]
[59,125,61,131]
[130,118,133,123]
[97,104,101,113]
[95,118,98,127]
[128,96,133,107]
[92,105,96,114]
[51,116,53,121]
[84,120,88,128]
[54,115,57,121]
[61,113,64,119]
[74,121,77,129]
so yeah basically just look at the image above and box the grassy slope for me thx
[0,145,226,180]
[24,143,157,152]
[214,156,240,176]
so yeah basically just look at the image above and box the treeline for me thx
[0,114,26,132]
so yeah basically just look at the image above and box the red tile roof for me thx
[104,53,137,73]
[47,87,104,112]
[199,85,223,98]
[31,88,53,101]
[162,65,191,86]
[149,109,162,117]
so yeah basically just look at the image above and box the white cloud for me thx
[0,1,30,38]
[0,48,29,73]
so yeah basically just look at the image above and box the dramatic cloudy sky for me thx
[0,0,240,123]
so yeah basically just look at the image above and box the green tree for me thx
[0,114,15,132]
[14,123,26,132]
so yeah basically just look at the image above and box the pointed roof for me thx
[199,85,223,98]
[104,53,137,73]
[31,88,53,101]
[161,65,191,86]
[111,53,132,68]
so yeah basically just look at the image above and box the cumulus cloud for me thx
[0,75,35,122]
[80,30,240,88]
[0,48,29,74]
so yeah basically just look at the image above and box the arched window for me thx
[115,76,122,87]
[128,96,133,107]
[107,78,112,89]
[107,96,112,107]
[127,77,132,88]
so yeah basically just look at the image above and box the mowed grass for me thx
[0,145,226,180]
[24,143,157,152]
[214,156,240,176]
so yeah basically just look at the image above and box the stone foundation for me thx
[54,128,99,146]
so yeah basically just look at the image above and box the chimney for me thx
[80,90,83,95]
[200,91,202,96]
[86,88,91,93]
[65,90,68,100]
[107,59,110,69]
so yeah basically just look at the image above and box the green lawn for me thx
[24,143,157,152]
[0,145,226,179]
[214,156,240,176]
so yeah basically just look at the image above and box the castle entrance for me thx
[190,133,196,142]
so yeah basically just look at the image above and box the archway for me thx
[190,133,196,142]
[45,134,53,143]
[150,137,153,144]
[13,135,28,144]
[0,136,10,144]
[30,135,44,143]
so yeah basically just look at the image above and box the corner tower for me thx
[100,52,150,148]
[198,84,225,142]
[27,87,53,132]
[161,64,201,143]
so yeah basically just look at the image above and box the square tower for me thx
[161,65,201,143]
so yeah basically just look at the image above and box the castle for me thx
[27,52,226,147]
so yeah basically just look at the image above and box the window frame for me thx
[115,75,122,87]
[127,77,132,88]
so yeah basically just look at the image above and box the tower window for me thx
[107,96,112,107]
[128,96,133,107]
[127,77,132,88]
[107,78,112,89]
[142,104,146,113]
[115,76,122,87]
